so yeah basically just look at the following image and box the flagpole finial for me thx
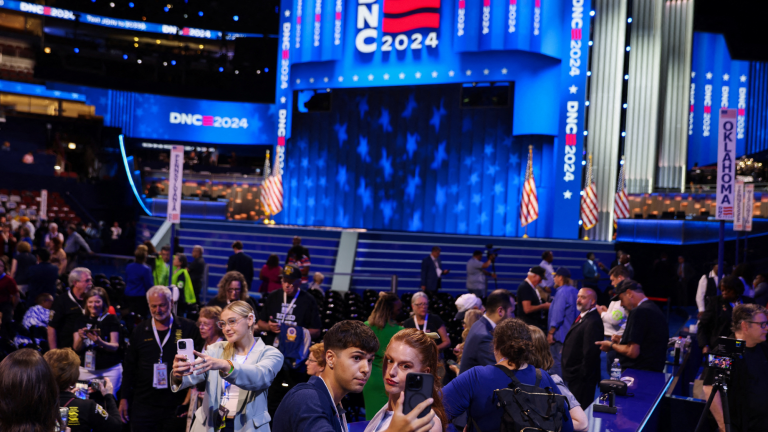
[528,145,533,152]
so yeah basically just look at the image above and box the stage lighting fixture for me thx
[68,143,77,149]
[156,40,161,44]
[199,44,204,49]
[163,62,168,66]
[198,11,203,16]
[626,46,630,51]
[129,2,134,7]
[264,68,269,72]
[621,131,626,137]
[219,67,224,72]
[54,165,61,170]
[134,43,139,47]
[110,2,115,7]
[627,17,632,23]
[171,60,177,65]
[137,59,143,64]
[235,70,239,74]
[256,70,261,74]
[624,74,629,80]
[123,54,128,59]
[623,103,628,108]
[164,6,169,12]
[134,37,139,41]
[74,48,80,53]
[233,15,239,21]
[184,14,187,18]
[44,47,51,54]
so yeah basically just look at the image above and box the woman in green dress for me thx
[363,293,403,420]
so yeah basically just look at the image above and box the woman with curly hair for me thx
[442,318,574,432]
[207,271,258,312]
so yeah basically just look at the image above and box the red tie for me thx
[574,315,582,324]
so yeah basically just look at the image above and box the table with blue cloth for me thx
[584,368,671,432]
[443,364,574,432]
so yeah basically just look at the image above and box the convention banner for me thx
[744,183,754,232]
[167,146,184,224]
[733,179,744,230]
[40,189,48,221]
[716,109,737,220]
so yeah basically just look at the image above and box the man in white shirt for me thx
[539,251,555,294]
[597,265,629,374]
[696,263,719,318]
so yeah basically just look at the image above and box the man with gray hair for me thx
[188,245,206,304]
[120,285,202,430]
[48,267,92,349]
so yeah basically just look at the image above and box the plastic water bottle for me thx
[611,359,622,380]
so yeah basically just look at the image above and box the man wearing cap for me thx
[546,268,578,377]
[596,280,668,372]
[257,264,322,419]
[516,266,550,331]
[562,288,603,408]
[454,293,484,321]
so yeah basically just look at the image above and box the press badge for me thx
[84,350,96,371]
[153,363,168,389]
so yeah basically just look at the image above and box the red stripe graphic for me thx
[44,6,51,15]
[297,16,302,24]
[202,116,214,126]
[509,0,516,4]
[704,106,711,114]
[571,29,582,40]
[282,50,290,59]
[335,12,342,20]
[739,108,745,116]
[459,0,465,7]
[382,13,440,33]
[383,0,441,14]
[278,137,286,146]
[535,0,540,7]
[483,0,490,6]
[690,105,695,112]
[315,14,321,21]
[565,134,576,146]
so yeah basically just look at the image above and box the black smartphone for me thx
[403,372,433,419]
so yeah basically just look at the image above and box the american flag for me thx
[520,145,538,227]
[581,154,598,230]
[261,160,283,215]
[614,157,630,220]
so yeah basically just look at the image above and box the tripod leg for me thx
[695,385,718,432]
[719,387,731,432]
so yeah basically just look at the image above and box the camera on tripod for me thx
[485,244,501,261]
[707,337,745,378]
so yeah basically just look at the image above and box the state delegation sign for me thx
[716,109,737,220]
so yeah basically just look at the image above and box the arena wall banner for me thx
[167,145,185,224]
[716,108,737,221]
[274,0,592,238]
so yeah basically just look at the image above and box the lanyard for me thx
[152,316,174,362]
[419,314,429,332]
[319,377,348,432]
[222,340,258,401]
[281,289,301,324]
[68,290,85,314]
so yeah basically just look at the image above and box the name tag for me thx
[153,363,168,389]
[84,350,96,371]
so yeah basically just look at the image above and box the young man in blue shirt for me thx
[273,320,436,432]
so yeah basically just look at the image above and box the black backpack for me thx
[472,365,570,432]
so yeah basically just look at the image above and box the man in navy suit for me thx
[26,248,60,301]
[561,288,603,408]
[421,246,449,292]
[227,240,254,290]
[581,252,606,289]
[459,289,516,374]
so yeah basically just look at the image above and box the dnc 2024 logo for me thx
[355,0,440,53]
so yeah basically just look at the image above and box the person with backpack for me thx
[443,318,574,432]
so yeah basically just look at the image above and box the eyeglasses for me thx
[306,358,318,364]
[217,317,246,329]
[413,303,429,308]
[197,321,214,328]
[747,321,768,329]
[227,289,242,293]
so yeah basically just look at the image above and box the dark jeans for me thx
[130,402,186,432]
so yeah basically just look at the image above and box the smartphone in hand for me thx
[403,372,434,419]
[176,339,196,364]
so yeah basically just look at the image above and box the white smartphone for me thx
[177,339,196,365]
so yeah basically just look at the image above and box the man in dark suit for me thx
[698,275,754,353]
[581,252,606,289]
[420,246,448,292]
[227,240,254,290]
[26,248,60,301]
[562,287,603,408]
[459,289,516,374]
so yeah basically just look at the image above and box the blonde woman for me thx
[172,301,283,432]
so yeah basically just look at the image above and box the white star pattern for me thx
[466,70,472,76]
[399,72,405,79]
[691,71,696,78]
[569,85,578,94]
[296,79,301,84]
[353,75,359,82]
[309,78,314,83]
[280,96,286,104]
[323,77,328,82]
[723,73,730,81]
[706,72,713,80]
[415,71,422,78]
[449,70,455,77]
[338,76,343,82]
[384,73,390,80]
[483,69,489,75]
[740,75,747,82]
[368,74,374,81]
[284,10,290,17]
[501,68,508,75]
[563,190,573,199]
[432,71,438,78]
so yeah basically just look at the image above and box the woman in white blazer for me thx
[172,301,283,432]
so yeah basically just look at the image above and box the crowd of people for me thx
[0,230,766,432]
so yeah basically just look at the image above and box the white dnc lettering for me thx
[334,0,343,45]
[457,6,466,36]
[533,4,541,35]
[162,25,178,34]
[703,84,712,137]
[277,144,286,172]
[737,87,746,139]
[277,109,287,138]
[721,86,729,108]
[296,0,303,48]
[281,22,291,90]
[563,101,579,182]
[482,4,491,35]
[356,0,379,53]
[508,3,516,33]
[20,2,76,19]
[688,82,695,136]
[314,0,323,47]
[169,112,248,129]
[568,0,583,77]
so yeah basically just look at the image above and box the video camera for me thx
[485,244,502,261]
[707,337,745,378]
